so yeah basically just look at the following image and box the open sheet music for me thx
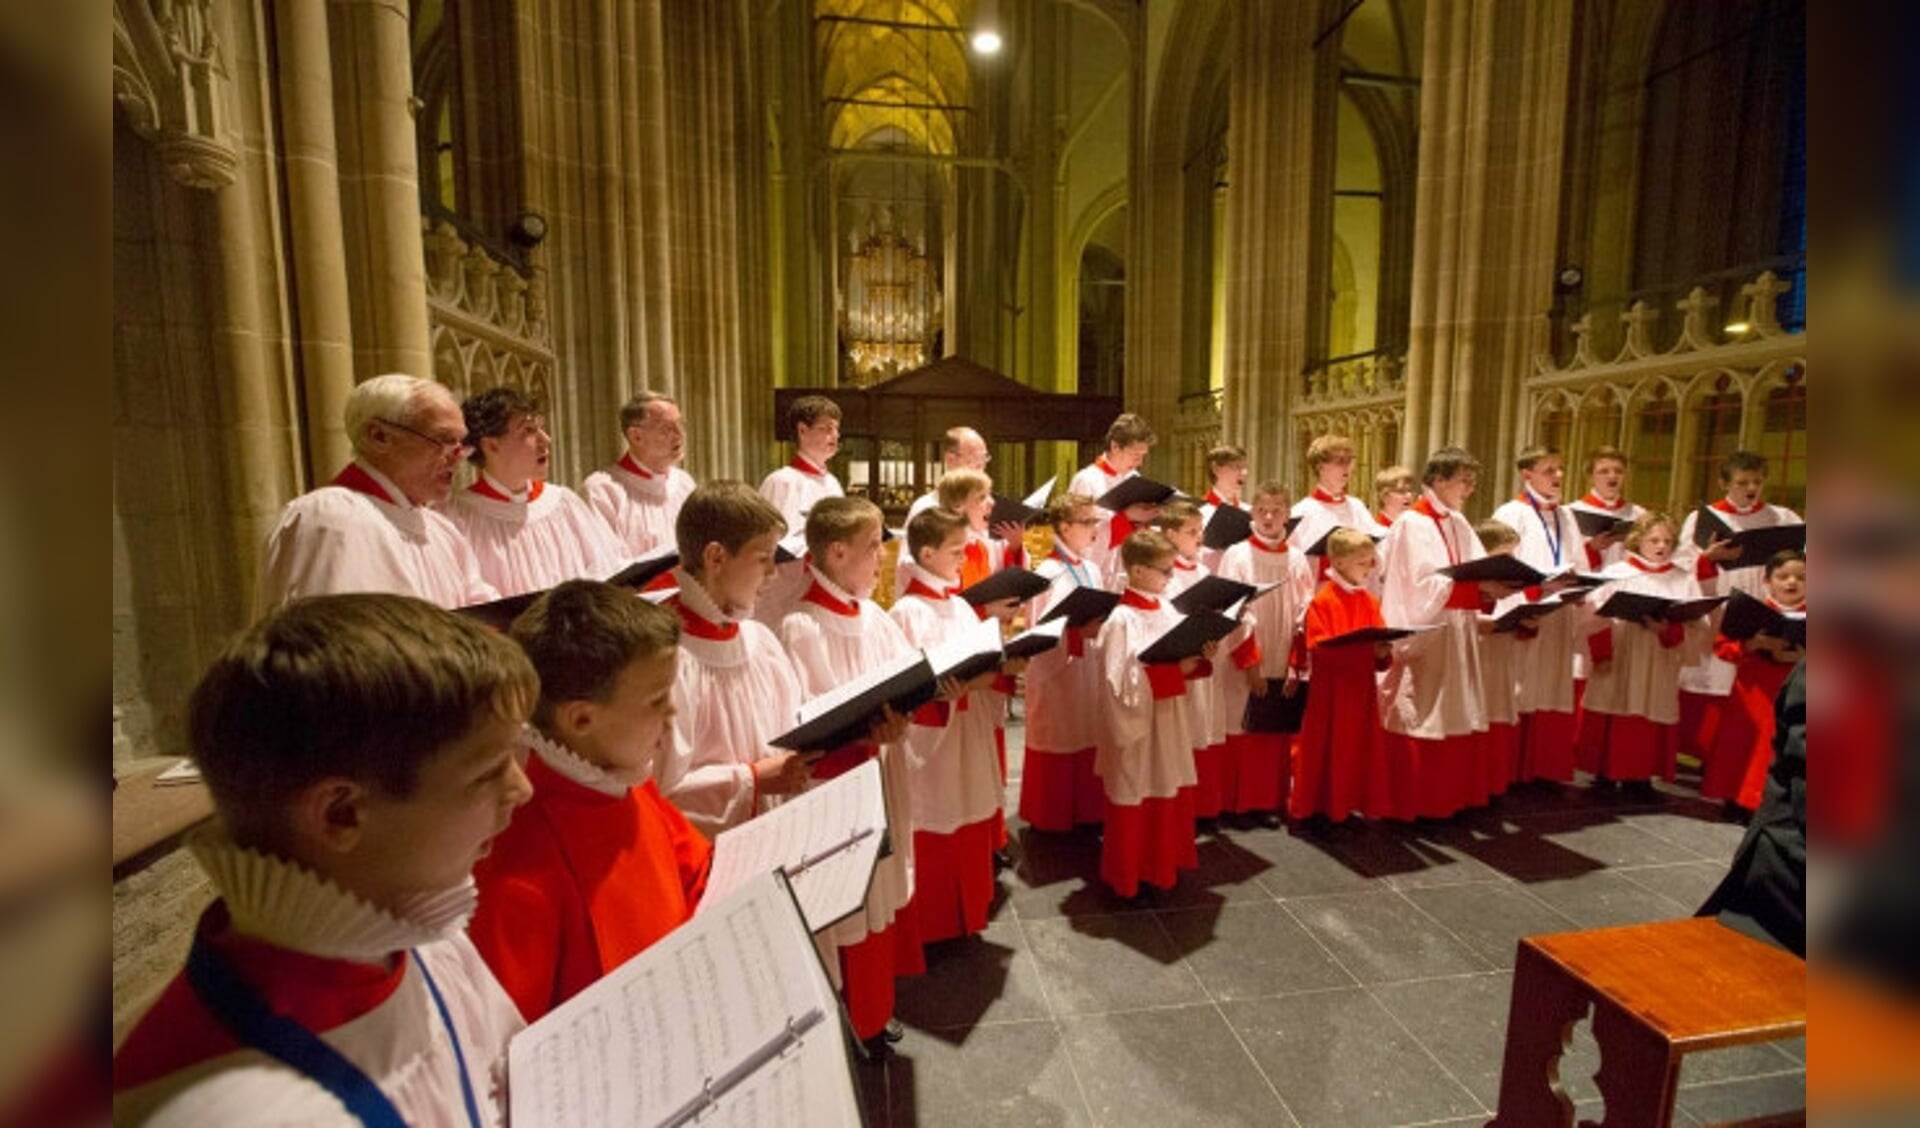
[508,870,861,1128]
[700,758,888,934]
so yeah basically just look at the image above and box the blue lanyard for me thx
[186,935,483,1128]
[1054,551,1091,588]
[1525,493,1563,567]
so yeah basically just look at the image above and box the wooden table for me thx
[113,759,213,879]
[1487,917,1805,1128]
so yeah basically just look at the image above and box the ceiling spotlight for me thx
[971,28,1002,55]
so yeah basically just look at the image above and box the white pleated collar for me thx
[189,826,477,963]
[525,727,635,798]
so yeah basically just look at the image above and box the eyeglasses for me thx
[377,417,471,456]
[1067,516,1103,526]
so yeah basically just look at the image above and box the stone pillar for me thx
[1400,0,1574,490]
[276,0,356,476]
[1218,0,1325,469]
[330,0,433,378]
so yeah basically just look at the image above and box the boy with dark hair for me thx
[468,580,711,1022]
[114,595,536,1124]
[447,385,629,598]
[1572,444,1643,568]
[1199,444,1250,572]
[756,394,847,627]
[890,506,1005,942]
[1069,411,1161,578]
[658,481,813,836]
[1702,549,1807,811]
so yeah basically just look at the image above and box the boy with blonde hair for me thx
[1293,529,1395,822]
[1021,492,1111,832]
[114,595,535,1124]
[1289,435,1375,570]
[658,481,813,836]
[1374,465,1418,527]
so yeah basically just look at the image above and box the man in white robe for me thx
[755,395,846,627]
[259,374,496,611]
[583,390,697,555]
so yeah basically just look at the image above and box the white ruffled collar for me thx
[525,727,636,798]
[669,566,739,625]
[807,563,869,605]
[1328,570,1370,594]
[190,825,477,963]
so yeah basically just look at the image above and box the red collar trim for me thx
[904,576,957,601]
[790,455,827,478]
[668,596,739,640]
[1413,495,1449,520]
[331,462,396,505]
[618,452,656,480]
[1311,487,1346,505]
[1095,457,1120,476]
[1581,491,1628,511]
[802,581,860,618]
[1767,598,1806,613]
[1627,556,1674,574]
[469,476,543,503]
[1173,557,1198,571]
[1249,534,1288,554]
[1712,496,1766,516]
[1204,490,1233,507]
[1519,489,1557,511]
[1119,589,1160,610]
[1051,546,1085,567]
[1375,511,1395,527]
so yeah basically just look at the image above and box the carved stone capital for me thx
[114,0,237,190]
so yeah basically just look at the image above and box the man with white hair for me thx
[258,374,497,610]
[583,390,697,554]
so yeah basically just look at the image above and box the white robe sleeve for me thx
[1098,611,1155,749]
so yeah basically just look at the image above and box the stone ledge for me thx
[113,758,213,880]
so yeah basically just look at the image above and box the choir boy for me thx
[778,497,923,1051]
[1156,499,1240,826]
[1096,530,1207,898]
[1020,493,1110,833]
[889,508,1007,943]
[1068,412,1162,580]
[1577,512,1711,786]
[1574,445,1644,569]
[657,481,813,837]
[907,425,992,523]
[937,466,1026,861]
[260,373,496,609]
[1489,446,1590,784]
[1701,549,1806,812]
[1377,447,1519,819]
[470,581,709,1021]
[1288,435,1376,569]
[1675,451,1804,761]
[755,394,846,627]
[1215,481,1316,824]
[1198,444,1250,572]
[1291,529,1395,823]
[1473,520,1527,800]
[584,390,698,555]
[446,386,629,598]
[114,595,534,1124]
[1374,465,1418,528]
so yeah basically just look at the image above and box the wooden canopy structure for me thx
[773,356,1122,517]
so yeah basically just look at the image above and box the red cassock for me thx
[1699,614,1801,810]
[1291,579,1394,821]
[470,751,711,1022]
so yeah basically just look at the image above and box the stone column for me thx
[276,0,356,475]
[1400,0,1574,489]
[329,0,433,378]
[1218,0,1326,468]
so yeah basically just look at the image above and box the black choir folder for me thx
[1037,586,1121,629]
[701,758,889,934]
[960,566,1052,607]
[1490,596,1579,633]
[507,868,862,1128]
[1138,609,1240,664]
[1301,523,1381,557]
[1096,475,1180,512]
[1004,617,1067,659]
[1689,508,1807,570]
[770,617,1006,752]
[459,545,680,630]
[1595,590,1727,623]
[1317,624,1433,648]
[1201,503,1253,550]
[1719,589,1807,649]
[1567,503,1636,540]
[1436,555,1607,588]
[988,477,1056,530]
[1171,576,1278,615]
